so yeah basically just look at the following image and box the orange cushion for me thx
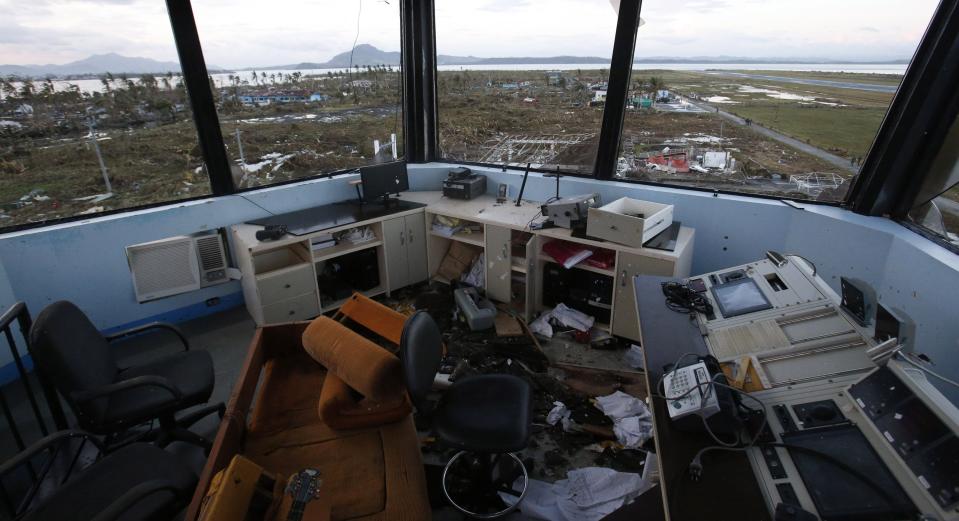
[338,293,407,348]
[302,316,403,401]
[318,373,412,430]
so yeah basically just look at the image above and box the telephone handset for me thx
[662,355,742,434]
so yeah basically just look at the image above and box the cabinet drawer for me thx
[257,263,315,305]
[260,292,319,324]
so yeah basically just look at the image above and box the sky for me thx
[0,0,942,67]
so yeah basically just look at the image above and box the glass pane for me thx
[0,0,209,229]
[191,0,403,189]
[435,0,618,174]
[910,186,959,247]
[617,0,939,202]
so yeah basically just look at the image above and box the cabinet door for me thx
[485,224,512,303]
[405,214,428,285]
[612,252,675,343]
[383,216,409,291]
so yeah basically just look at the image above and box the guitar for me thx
[284,468,323,521]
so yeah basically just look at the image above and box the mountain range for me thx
[0,45,908,78]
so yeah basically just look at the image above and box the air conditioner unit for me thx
[126,232,230,303]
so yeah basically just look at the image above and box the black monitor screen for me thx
[710,277,772,318]
[361,161,409,202]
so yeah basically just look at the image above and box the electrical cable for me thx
[239,194,276,216]
[660,281,713,315]
[897,352,959,389]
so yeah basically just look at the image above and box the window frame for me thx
[0,0,412,234]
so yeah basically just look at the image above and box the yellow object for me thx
[197,455,278,521]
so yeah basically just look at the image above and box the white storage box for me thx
[587,197,673,247]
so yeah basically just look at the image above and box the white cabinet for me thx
[612,252,675,342]
[384,215,428,291]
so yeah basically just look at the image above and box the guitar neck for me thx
[286,500,306,521]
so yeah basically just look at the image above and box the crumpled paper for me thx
[594,391,653,449]
[499,467,650,521]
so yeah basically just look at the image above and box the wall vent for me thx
[126,232,230,303]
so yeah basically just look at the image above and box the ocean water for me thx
[4,63,907,97]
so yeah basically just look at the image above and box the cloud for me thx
[859,26,880,32]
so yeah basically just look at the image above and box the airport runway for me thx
[703,71,899,93]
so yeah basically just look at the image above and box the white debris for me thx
[624,344,645,370]
[73,193,114,203]
[499,467,650,521]
[529,304,595,338]
[78,206,104,215]
[547,401,575,432]
[594,391,653,449]
[705,96,738,104]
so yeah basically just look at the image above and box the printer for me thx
[442,167,487,200]
[541,193,602,229]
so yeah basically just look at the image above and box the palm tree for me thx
[251,70,258,85]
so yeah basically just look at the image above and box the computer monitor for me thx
[360,161,409,205]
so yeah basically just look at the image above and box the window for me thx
[190,0,403,189]
[435,0,618,174]
[616,0,939,202]
[908,115,959,247]
[0,0,208,229]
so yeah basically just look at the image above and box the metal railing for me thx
[0,302,69,452]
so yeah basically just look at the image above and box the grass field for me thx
[640,70,897,160]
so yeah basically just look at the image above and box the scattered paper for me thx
[528,304,595,339]
[499,467,650,521]
[624,344,645,370]
[547,401,575,432]
[595,391,648,420]
[594,391,653,449]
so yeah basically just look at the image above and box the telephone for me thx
[662,355,742,434]
[664,361,721,420]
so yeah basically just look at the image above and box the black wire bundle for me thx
[661,281,713,315]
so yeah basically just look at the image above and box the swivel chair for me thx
[28,301,224,450]
[0,430,198,521]
[400,311,532,518]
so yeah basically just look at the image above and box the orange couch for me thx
[185,322,430,521]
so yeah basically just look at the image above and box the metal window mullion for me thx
[847,0,959,216]
[593,0,643,180]
[165,0,234,195]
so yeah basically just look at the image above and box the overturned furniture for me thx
[185,315,430,521]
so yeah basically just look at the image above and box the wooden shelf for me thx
[320,286,386,313]
[430,230,485,247]
[511,259,527,274]
[539,251,615,277]
[312,239,382,263]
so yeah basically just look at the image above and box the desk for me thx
[232,192,694,335]
[634,275,770,521]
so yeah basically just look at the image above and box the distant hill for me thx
[0,53,189,78]
[249,45,909,70]
[2,46,909,78]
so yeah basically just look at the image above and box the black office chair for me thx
[400,311,532,518]
[0,430,197,521]
[28,301,224,450]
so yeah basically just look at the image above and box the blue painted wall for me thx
[1,163,957,403]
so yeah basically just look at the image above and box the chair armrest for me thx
[0,430,105,478]
[106,322,190,351]
[71,375,183,403]
[89,479,182,521]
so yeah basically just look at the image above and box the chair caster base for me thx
[441,451,529,519]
